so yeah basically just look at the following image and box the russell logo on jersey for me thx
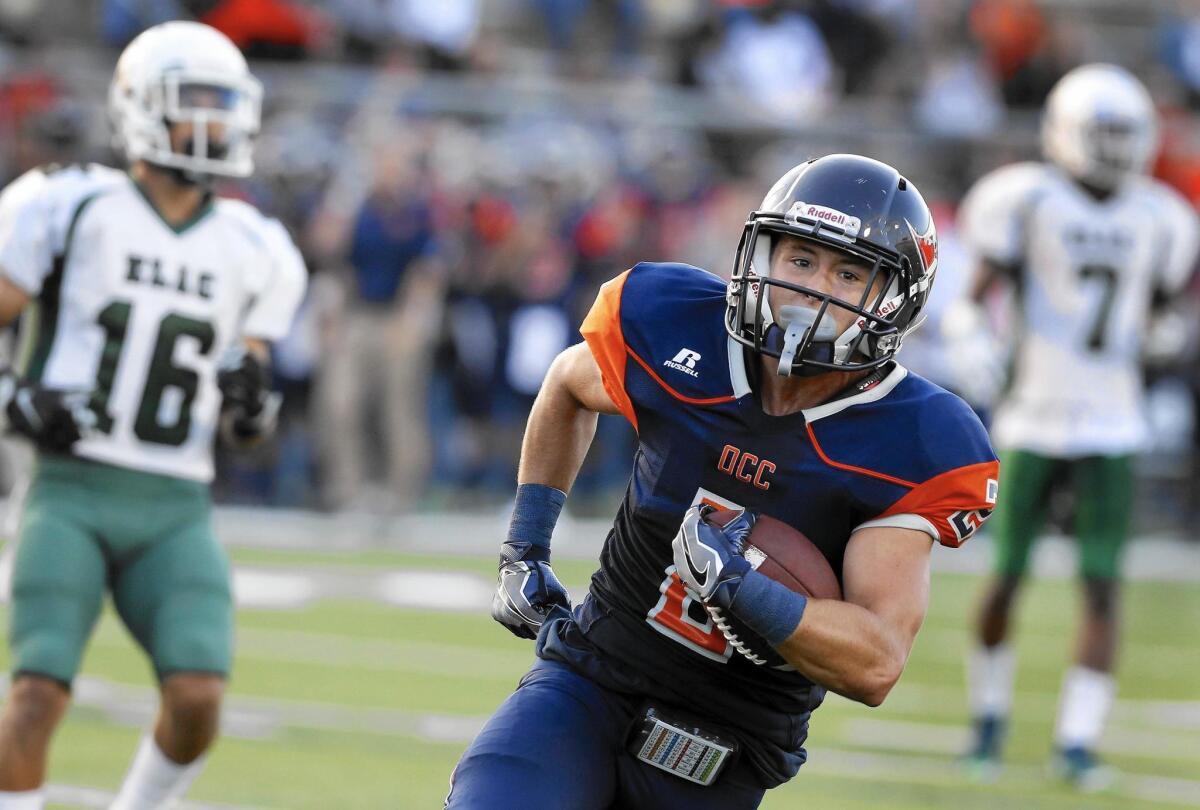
[663,348,701,378]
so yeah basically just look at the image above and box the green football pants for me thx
[7,454,232,684]
[989,449,1134,580]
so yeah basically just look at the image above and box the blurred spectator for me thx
[328,0,484,68]
[0,72,75,182]
[102,0,186,46]
[698,1,833,120]
[187,0,324,59]
[969,0,1070,108]
[534,0,645,71]
[314,141,444,511]
[1153,103,1200,207]
[395,0,481,70]
[9,99,89,177]
[1159,6,1200,108]
[0,0,45,43]
[808,0,893,95]
[914,51,1005,139]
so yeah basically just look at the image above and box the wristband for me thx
[730,570,809,647]
[504,483,566,563]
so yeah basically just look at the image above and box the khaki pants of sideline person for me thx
[315,304,433,511]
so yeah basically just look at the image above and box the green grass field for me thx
[2,545,1197,809]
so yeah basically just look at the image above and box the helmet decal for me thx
[785,201,862,238]
[906,218,938,278]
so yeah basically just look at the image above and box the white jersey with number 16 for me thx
[0,163,307,482]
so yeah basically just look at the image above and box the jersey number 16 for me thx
[91,300,215,446]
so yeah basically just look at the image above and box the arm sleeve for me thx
[242,219,309,342]
[0,171,56,296]
[1154,186,1200,295]
[579,269,638,431]
[858,460,1001,548]
[958,163,1046,268]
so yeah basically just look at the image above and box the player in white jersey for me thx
[948,64,1200,788]
[0,22,305,810]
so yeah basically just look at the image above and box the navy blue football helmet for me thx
[725,154,938,376]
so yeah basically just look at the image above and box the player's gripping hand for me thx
[0,369,96,452]
[217,347,280,440]
[492,540,572,640]
[494,537,573,638]
[672,504,757,610]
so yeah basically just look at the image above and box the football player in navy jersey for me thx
[445,154,999,809]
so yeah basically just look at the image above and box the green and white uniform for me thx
[0,163,306,681]
[959,162,1199,577]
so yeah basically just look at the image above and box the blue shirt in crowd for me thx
[350,194,437,304]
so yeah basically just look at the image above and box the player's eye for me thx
[839,269,864,283]
[789,257,812,269]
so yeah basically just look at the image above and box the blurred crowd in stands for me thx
[2,0,1200,520]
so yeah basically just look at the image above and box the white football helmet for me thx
[109,21,262,178]
[1041,63,1158,191]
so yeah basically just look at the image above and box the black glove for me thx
[0,369,96,452]
[491,540,572,640]
[217,349,279,440]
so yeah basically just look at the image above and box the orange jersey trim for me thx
[581,270,639,431]
[625,347,738,407]
[878,459,1001,547]
[805,423,918,489]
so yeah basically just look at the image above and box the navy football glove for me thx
[491,540,572,640]
[0,369,96,452]
[671,505,757,610]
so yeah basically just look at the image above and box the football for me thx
[706,509,842,601]
[704,509,842,666]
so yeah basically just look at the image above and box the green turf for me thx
[0,547,1195,809]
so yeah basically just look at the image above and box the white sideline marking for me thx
[4,675,489,745]
[46,783,266,809]
[875,683,1200,732]
[233,569,318,609]
[840,717,1200,762]
[810,747,1200,807]
[376,571,494,612]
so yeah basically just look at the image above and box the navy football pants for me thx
[445,658,766,809]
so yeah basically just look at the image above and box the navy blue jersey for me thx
[538,262,999,788]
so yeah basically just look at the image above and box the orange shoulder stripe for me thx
[580,270,638,431]
[805,423,918,488]
[878,459,1000,519]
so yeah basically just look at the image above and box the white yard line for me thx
[45,783,267,810]
[807,748,1200,807]
[839,717,1200,762]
